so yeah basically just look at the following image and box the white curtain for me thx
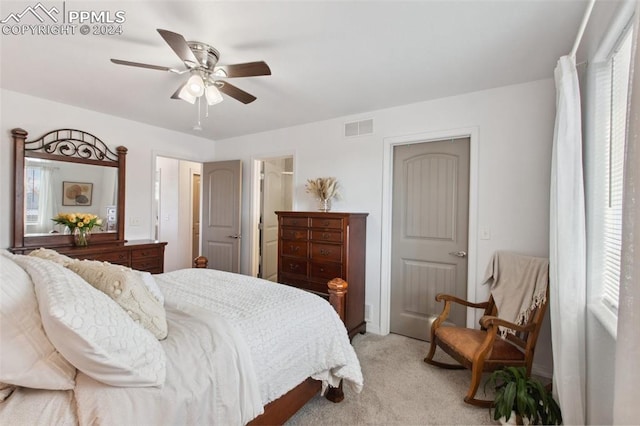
[613,5,640,423]
[549,55,587,425]
[27,165,59,234]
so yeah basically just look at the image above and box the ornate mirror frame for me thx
[12,128,127,250]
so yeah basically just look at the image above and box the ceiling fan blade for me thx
[214,61,271,78]
[157,29,199,66]
[217,81,257,104]
[170,81,188,99]
[110,58,172,72]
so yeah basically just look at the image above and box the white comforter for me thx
[1,268,363,425]
[157,268,364,403]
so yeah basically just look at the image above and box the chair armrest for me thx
[429,294,490,341]
[435,293,490,309]
[479,315,535,333]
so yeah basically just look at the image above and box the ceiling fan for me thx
[111,29,271,106]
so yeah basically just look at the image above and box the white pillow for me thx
[28,247,74,266]
[66,259,168,339]
[0,252,76,390]
[12,255,166,387]
[137,271,165,305]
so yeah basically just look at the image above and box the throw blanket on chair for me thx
[483,251,549,336]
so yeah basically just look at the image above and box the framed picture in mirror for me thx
[62,181,93,206]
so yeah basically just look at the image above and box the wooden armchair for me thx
[423,287,549,407]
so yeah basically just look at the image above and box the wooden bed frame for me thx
[193,256,347,425]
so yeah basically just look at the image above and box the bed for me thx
[0,249,363,425]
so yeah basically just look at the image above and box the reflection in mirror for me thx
[24,158,118,236]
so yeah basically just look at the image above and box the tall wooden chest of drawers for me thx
[276,211,368,338]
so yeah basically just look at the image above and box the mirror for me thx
[12,128,127,250]
[24,158,118,236]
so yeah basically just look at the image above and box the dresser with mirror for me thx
[10,128,166,273]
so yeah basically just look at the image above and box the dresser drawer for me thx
[295,280,330,296]
[281,241,308,257]
[131,247,162,259]
[310,243,342,262]
[310,217,343,229]
[281,228,309,241]
[310,262,343,280]
[83,251,130,265]
[310,230,343,243]
[280,258,308,276]
[281,216,310,227]
[132,258,162,273]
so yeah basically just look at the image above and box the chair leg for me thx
[423,339,465,369]
[424,337,438,363]
[463,362,492,407]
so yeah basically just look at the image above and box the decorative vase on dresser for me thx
[276,211,368,338]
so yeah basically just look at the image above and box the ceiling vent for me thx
[344,118,373,138]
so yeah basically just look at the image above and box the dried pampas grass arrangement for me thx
[305,177,341,201]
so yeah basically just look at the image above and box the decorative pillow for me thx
[137,271,165,305]
[0,252,76,390]
[66,259,168,340]
[28,247,74,266]
[12,255,166,387]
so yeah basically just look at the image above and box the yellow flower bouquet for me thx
[52,213,103,246]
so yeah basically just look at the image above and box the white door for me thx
[261,159,286,281]
[201,160,242,273]
[390,138,470,341]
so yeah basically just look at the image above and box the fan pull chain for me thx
[193,96,203,131]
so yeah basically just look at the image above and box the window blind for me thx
[598,29,632,314]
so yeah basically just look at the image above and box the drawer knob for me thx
[320,249,331,256]
[322,232,330,239]
[320,267,325,272]
[290,245,299,252]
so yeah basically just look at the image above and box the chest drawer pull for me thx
[320,248,331,256]
[290,245,300,252]
[289,263,300,271]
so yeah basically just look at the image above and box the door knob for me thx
[227,234,242,239]
[449,250,467,258]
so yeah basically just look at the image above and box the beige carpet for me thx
[286,333,496,425]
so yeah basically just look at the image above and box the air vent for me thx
[344,118,374,138]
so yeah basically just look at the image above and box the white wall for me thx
[213,78,556,374]
[0,89,215,249]
[157,156,180,271]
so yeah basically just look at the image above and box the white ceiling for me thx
[0,1,586,140]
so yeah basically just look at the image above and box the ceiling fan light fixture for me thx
[205,84,223,105]
[177,87,197,104]
[185,74,205,97]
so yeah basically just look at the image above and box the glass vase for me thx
[73,227,91,247]
[319,198,331,212]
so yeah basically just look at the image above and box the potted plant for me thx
[486,366,562,425]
